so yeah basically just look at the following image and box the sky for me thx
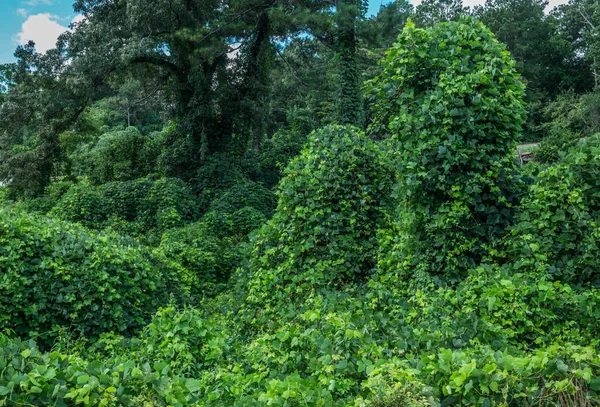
[0,0,571,65]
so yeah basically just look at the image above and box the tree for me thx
[361,0,413,51]
[474,0,591,140]
[368,18,526,282]
[270,0,369,126]
[415,0,469,26]
[553,0,600,88]
[475,0,566,94]
[0,42,97,197]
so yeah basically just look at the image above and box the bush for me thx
[209,181,277,219]
[535,91,600,163]
[51,177,199,242]
[243,125,394,315]
[0,186,7,206]
[535,132,580,163]
[77,127,161,185]
[509,135,600,285]
[193,153,247,212]
[0,209,188,346]
[11,179,74,215]
[160,205,266,298]
[160,222,238,297]
[245,128,310,189]
[367,17,526,282]
[535,91,584,163]
[141,178,200,233]
[0,307,228,406]
[100,178,153,223]
[50,180,107,229]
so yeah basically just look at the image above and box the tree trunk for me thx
[336,0,363,127]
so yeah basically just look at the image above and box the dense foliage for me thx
[0,210,188,346]
[3,1,600,406]
[368,18,525,282]
[50,178,199,243]
[244,125,394,315]
[509,135,600,285]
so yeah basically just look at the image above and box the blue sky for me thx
[0,0,79,63]
[0,0,568,65]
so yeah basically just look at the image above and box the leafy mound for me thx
[368,17,526,281]
[244,124,394,315]
[160,206,265,298]
[0,210,188,345]
[208,180,277,219]
[51,177,199,241]
[509,135,600,284]
[76,127,161,185]
[193,153,247,212]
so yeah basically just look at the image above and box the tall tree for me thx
[415,0,468,26]
[0,41,99,197]
[0,0,279,196]
[271,0,368,127]
[476,0,590,96]
[361,0,413,51]
[553,0,600,88]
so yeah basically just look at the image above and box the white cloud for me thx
[16,8,28,18]
[16,13,68,54]
[70,14,86,26]
[22,0,53,6]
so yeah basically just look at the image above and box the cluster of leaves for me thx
[243,125,312,189]
[534,92,600,163]
[0,307,228,406]
[50,177,199,243]
[368,17,526,282]
[160,206,267,298]
[509,135,600,285]
[74,127,163,185]
[0,209,189,347]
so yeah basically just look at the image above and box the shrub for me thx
[367,17,526,282]
[51,178,199,242]
[11,179,74,215]
[193,153,247,212]
[243,124,394,314]
[0,209,188,346]
[0,186,7,206]
[509,135,600,285]
[245,127,310,189]
[100,178,153,223]
[141,178,199,232]
[160,222,237,297]
[159,206,265,298]
[209,181,277,219]
[0,307,228,406]
[535,91,584,163]
[50,180,107,228]
[78,127,160,185]
[535,132,580,163]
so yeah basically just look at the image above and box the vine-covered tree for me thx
[369,17,526,282]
